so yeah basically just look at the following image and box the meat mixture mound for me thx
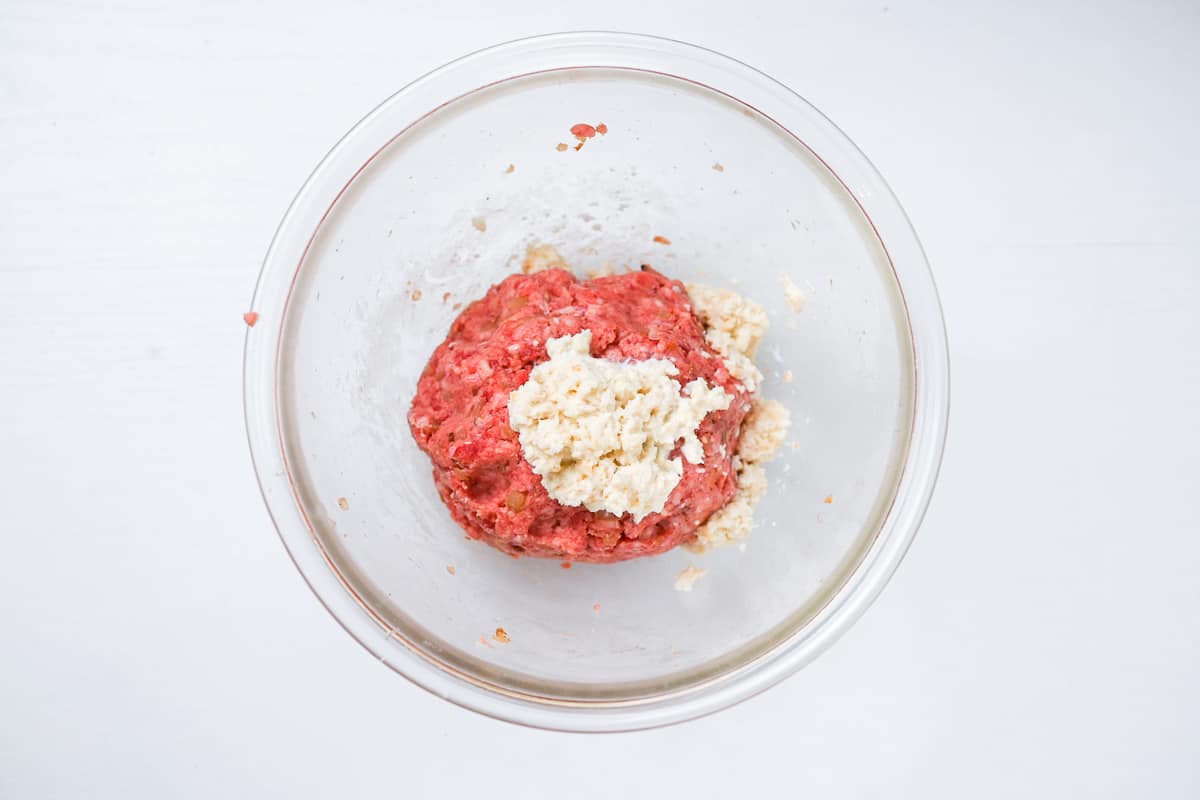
[407,267,753,562]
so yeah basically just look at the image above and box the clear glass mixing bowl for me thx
[243,32,949,731]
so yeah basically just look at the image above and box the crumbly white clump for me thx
[507,331,731,521]
[781,273,807,312]
[683,284,792,552]
[737,399,790,463]
[683,283,768,391]
[674,564,709,592]
[687,460,768,553]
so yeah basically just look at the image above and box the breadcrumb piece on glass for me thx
[674,565,708,592]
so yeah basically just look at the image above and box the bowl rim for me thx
[243,30,950,732]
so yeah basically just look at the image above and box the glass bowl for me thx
[243,31,948,731]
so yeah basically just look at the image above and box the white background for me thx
[2,1,1197,797]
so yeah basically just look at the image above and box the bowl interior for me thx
[277,67,913,700]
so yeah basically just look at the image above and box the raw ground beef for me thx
[407,267,752,563]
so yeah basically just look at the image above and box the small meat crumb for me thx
[593,602,601,613]
[336,497,349,510]
[243,312,259,327]
[560,561,572,569]
[452,302,462,311]
[574,141,584,151]
[446,565,456,575]
[712,162,724,172]
[471,216,487,232]
[442,291,452,302]
[596,123,608,135]
[555,142,569,152]
[493,627,511,644]
[782,274,807,312]
[653,235,671,245]
[571,123,597,139]
[411,289,422,301]
[505,163,515,173]
[674,565,708,592]
[824,494,834,504]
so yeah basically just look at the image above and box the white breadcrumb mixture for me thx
[782,273,807,312]
[503,247,794,553]
[683,283,768,391]
[674,564,709,592]
[507,331,731,521]
[687,460,768,553]
[683,286,792,553]
[737,398,790,463]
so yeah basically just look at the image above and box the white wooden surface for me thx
[2,1,1198,797]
